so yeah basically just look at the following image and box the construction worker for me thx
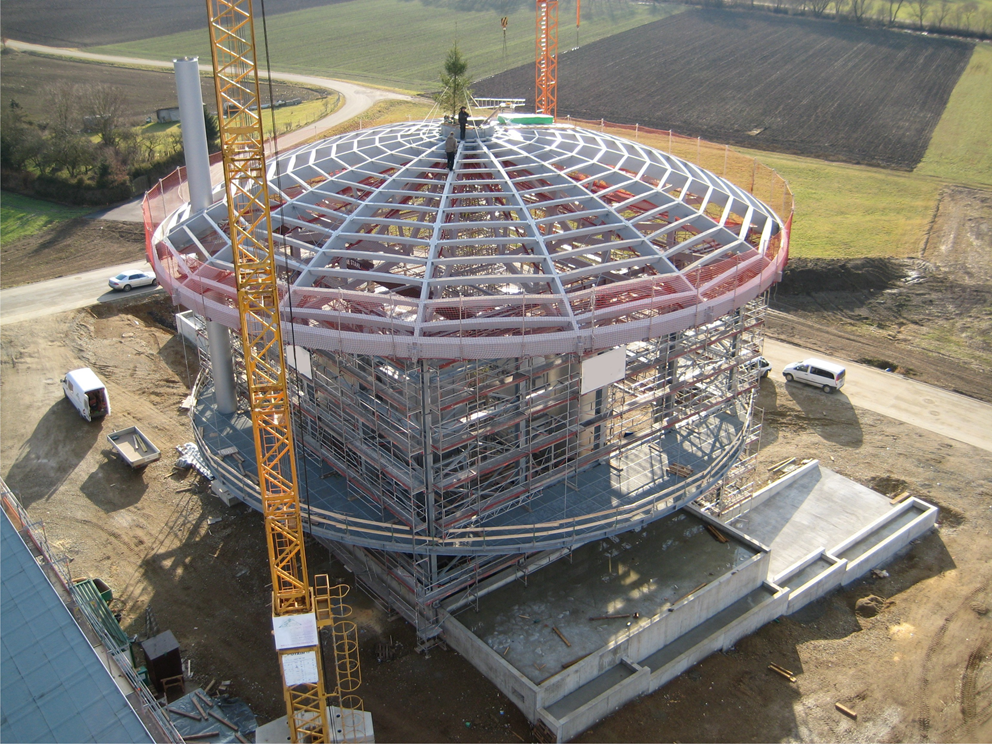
[458,106,469,140]
[445,132,457,172]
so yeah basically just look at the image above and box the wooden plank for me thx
[166,705,200,720]
[835,702,858,719]
[209,710,240,731]
[182,732,220,741]
[196,689,215,708]
[889,490,911,505]
[191,695,208,720]
[705,523,729,543]
[552,626,571,647]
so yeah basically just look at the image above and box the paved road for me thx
[3,267,990,453]
[0,261,161,325]
[762,339,992,453]
[6,40,416,223]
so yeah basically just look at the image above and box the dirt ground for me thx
[0,218,146,289]
[1,187,990,742]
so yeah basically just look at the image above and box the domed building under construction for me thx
[148,115,793,739]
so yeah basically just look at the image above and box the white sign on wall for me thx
[285,345,313,379]
[281,650,319,686]
[272,613,318,650]
[581,345,627,395]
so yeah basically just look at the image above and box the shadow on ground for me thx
[3,399,104,508]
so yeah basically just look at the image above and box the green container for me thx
[497,113,555,126]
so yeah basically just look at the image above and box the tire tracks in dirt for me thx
[917,579,991,741]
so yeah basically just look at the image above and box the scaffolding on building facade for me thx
[150,120,791,641]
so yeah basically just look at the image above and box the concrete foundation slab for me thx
[439,461,937,742]
[734,463,894,576]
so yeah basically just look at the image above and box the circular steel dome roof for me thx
[153,120,788,359]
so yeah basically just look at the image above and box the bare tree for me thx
[809,0,832,17]
[84,84,130,149]
[43,135,94,178]
[832,0,847,19]
[912,0,932,28]
[851,0,875,22]
[932,0,951,28]
[44,81,84,138]
[886,0,906,23]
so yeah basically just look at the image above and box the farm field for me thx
[0,50,332,124]
[89,0,674,91]
[476,9,973,170]
[916,42,992,187]
[0,0,353,47]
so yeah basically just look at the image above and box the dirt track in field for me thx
[476,8,973,169]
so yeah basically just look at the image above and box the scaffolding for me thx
[150,120,792,642]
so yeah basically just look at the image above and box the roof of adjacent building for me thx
[0,510,154,744]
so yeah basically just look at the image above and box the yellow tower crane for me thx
[205,1,364,741]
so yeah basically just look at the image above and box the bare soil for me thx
[1,192,990,741]
[475,9,972,169]
[0,218,145,289]
[0,0,355,48]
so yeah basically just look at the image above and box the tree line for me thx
[1,82,219,206]
[682,0,992,37]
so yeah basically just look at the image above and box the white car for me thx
[108,270,157,292]
[782,358,846,393]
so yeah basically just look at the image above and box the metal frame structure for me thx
[536,0,558,119]
[149,119,790,642]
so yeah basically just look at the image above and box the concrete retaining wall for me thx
[542,661,650,743]
[535,549,769,707]
[643,582,788,695]
[718,459,820,522]
[833,498,937,586]
[443,615,542,721]
[774,549,847,615]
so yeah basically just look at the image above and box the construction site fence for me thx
[564,117,794,221]
[0,478,185,744]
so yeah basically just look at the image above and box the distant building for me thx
[156,107,181,124]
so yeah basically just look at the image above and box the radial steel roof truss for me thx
[158,121,787,358]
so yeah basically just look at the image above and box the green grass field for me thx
[915,43,992,187]
[92,0,675,91]
[1,194,93,243]
[736,150,941,258]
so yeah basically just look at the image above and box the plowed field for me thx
[475,9,973,169]
[0,0,352,47]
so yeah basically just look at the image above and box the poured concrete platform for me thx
[731,461,895,576]
[440,460,937,742]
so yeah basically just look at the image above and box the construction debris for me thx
[768,662,797,682]
[588,612,640,620]
[768,457,796,472]
[835,702,858,719]
[552,626,571,647]
[889,490,911,504]
[705,523,729,543]
[176,442,215,480]
[666,463,694,478]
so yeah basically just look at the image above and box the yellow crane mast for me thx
[205,1,363,741]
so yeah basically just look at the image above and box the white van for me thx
[782,358,846,393]
[62,368,111,421]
